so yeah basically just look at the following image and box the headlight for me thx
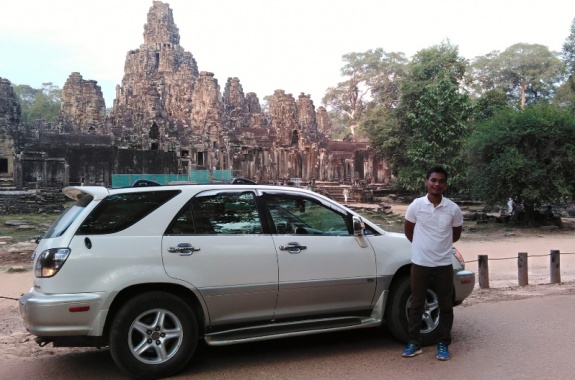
[34,248,71,278]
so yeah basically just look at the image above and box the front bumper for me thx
[453,269,475,304]
[19,290,108,339]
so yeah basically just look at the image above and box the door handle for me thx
[279,242,307,254]
[168,243,200,256]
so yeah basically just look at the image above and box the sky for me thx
[1,0,575,108]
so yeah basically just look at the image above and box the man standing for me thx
[401,166,463,361]
[507,197,515,214]
[343,188,350,204]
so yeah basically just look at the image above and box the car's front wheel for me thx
[109,291,198,379]
[385,275,441,345]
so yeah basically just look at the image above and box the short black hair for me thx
[426,166,448,181]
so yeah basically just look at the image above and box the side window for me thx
[77,190,180,234]
[262,193,350,235]
[166,191,263,235]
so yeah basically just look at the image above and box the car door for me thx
[162,189,278,326]
[259,190,377,319]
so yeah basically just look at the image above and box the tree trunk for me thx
[520,83,526,109]
[523,200,535,226]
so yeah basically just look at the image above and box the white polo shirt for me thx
[405,195,463,267]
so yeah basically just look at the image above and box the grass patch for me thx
[0,213,58,243]
[5,266,29,273]
[357,210,405,234]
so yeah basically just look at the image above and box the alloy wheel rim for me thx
[128,308,184,364]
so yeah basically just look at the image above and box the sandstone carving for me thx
[0,1,390,193]
[0,77,20,186]
[59,72,106,133]
[0,78,21,128]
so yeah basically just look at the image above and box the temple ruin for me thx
[0,1,390,195]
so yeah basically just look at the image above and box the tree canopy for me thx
[557,17,575,110]
[364,42,472,192]
[563,17,575,75]
[13,82,61,123]
[322,48,407,139]
[467,44,565,108]
[466,104,575,222]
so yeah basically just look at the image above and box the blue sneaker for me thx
[402,343,422,357]
[436,343,450,360]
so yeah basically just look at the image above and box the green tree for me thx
[367,42,471,192]
[562,17,575,75]
[13,82,61,123]
[554,76,575,110]
[557,17,575,110]
[13,84,39,109]
[465,50,501,95]
[466,104,575,224]
[472,88,510,121]
[323,48,407,140]
[468,44,565,109]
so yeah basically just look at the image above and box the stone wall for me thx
[14,145,179,188]
[0,190,67,214]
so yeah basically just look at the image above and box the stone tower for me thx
[0,78,21,128]
[296,93,318,143]
[0,77,21,184]
[59,72,106,133]
[316,106,331,136]
[268,90,299,146]
[223,77,248,130]
[110,0,199,148]
[190,71,223,147]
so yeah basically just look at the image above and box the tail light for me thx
[34,248,71,278]
[452,247,465,269]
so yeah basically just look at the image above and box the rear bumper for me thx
[453,269,475,305]
[19,290,108,339]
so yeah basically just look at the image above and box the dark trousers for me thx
[407,263,454,346]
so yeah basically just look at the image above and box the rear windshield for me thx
[43,194,94,239]
[76,190,180,235]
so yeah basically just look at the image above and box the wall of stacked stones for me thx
[0,190,67,214]
[15,145,180,187]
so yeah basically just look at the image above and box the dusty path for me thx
[1,292,575,379]
[2,205,575,379]
[3,233,575,362]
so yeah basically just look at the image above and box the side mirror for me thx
[352,216,365,236]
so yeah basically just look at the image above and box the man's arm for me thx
[404,220,415,242]
[453,225,462,243]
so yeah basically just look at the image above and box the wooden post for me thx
[518,252,528,286]
[550,250,561,284]
[478,255,489,289]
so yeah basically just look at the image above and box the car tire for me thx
[385,276,441,346]
[109,291,198,379]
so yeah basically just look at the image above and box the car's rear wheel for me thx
[109,291,198,379]
[385,276,441,345]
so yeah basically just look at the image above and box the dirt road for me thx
[2,232,575,379]
[2,291,575,379]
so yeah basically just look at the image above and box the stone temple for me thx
[0,1,389,195]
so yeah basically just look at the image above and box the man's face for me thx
[424,172,447,196]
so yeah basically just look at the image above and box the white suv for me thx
[20,184,474,379]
